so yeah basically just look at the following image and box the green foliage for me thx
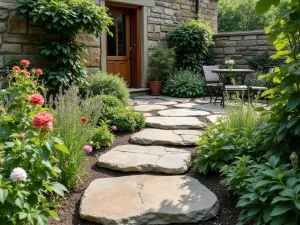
[253,1,300,156]
[102,107,145,132]
[237,156,300,225]
[91,121,115,149]
[51,85,102,188]
[218,0,283,32]
[246,52,279,73]
[167,18,214,73]
[0,61,67,224]
[148,48,176,81]
[220,156,256,195]
[162,70,206,98]
[84,72,129,105]
[194,101,268,175]
[100,94,124,108]
[16,0,113,89]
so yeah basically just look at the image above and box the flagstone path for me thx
[80,96,222,225]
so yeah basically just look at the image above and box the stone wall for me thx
[212,30,276,68]
[148,0,218,51]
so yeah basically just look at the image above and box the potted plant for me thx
[225,58,235,70]
[148,47,175,95]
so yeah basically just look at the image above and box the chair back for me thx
[268,67,275,74]
[203,65,219,82]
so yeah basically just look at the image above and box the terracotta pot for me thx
[149,81,162,95]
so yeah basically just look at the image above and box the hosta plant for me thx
[237,155,300,225]
[0,60,68,225]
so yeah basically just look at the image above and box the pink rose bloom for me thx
[111,125,117,131]
[29,94,44,105]
[32,112,53,129]
[36,68,43,75]
[20,59,30,67]
[84,145,93,153]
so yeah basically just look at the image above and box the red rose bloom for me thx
[32,112,53,129]
[36,69,43,75]
[20,60,30,67]
[29,94,44,105]
[80,117,89,123]
[12,66,21,71]
[25,71,31,77]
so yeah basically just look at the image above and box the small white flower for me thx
[228,60,235,65]
[219,133,224,138]
[10,167,27,182]
[225,60,229,65]
[213,128,218,133]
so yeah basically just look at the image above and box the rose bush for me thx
[0,60,68,225]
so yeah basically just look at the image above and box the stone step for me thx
[130,128,202,146]
[134,104,168,112]
[80,175,220,225]
[158,108,211,117]
[97,145,191,174]
[146,116,207,130]
[174,103,225,114]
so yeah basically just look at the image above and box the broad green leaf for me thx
[256,0,273,15]
[237,198,251,207]
[47,210,59,220]
[286,177,298,188]
[271,196,290,204]
[50,182,68,197]
[270,204,291,217]
[0,188,8,204]
[255,180,273,188]
[288,93,300,111]
[269,184,285,192]
[54,144,69,154]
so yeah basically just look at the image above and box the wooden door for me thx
[107,9,131,86]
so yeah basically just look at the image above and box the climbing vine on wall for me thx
[16,0,113,90]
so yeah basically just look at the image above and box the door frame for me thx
[100,0,152,88]
[105,2,141,88]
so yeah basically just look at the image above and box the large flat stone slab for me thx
[80,175,220,225]
[97,145,191,174]
[134,99,178,106]
[194,97,221,104]
[174,103,225,114]
[130,128,202,146]
[158,108,210,117]
[134,104,168,112]
[146,117,207,129]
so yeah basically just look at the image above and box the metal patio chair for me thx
[203,65,223,104]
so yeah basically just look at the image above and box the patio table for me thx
[211,69,255,106]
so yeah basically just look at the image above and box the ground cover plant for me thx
[167,16,214,73]
[91,121,115,149]
[162,69,206,98]
[84,72,129,105]
[0,60,68,224]
[16,0,113,91]
[50,86,102,188]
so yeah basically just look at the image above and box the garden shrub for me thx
[91,121,115,149]
[16,0,112,90]
[51,85,102,188]
[102,107,145,132]
[167,17,214,73]
[162,70,206,98]
[237,155,300,225]
[0,60,68,224]
[220,155,256,195]
[100,94,124,108]
[84,72,129,105]
[148,47,175,81]
[246,52,279,73]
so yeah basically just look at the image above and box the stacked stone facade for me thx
[212,30,275,68]
[148,0,218,51]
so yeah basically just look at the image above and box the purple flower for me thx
[84,145,93,153]
[111,125,117,131]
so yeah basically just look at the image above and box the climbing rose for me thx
[25,71,31,77]
[7,75,12,80]
[10,167,27,182]
[36,68,43,75]
[20,59,30,67]
[32,112,53,129]
[80,117,89,123]
[111,125,117,131]
[84,145,93,153]
[12,66,21,71]
[29,94,44,105]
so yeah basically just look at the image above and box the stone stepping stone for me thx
[174,103,225,114]
[130,128,202,146]
[134,104,168,112]
[134,99,177,106]
[158,108,210,117]
[194,98,221,104]
[97,145,191,174]
[80,175,220,225]
[207,115,224,124]
[143,113,153,117]
[146,117,207,129]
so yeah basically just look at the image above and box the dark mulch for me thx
[49,132,240,225]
